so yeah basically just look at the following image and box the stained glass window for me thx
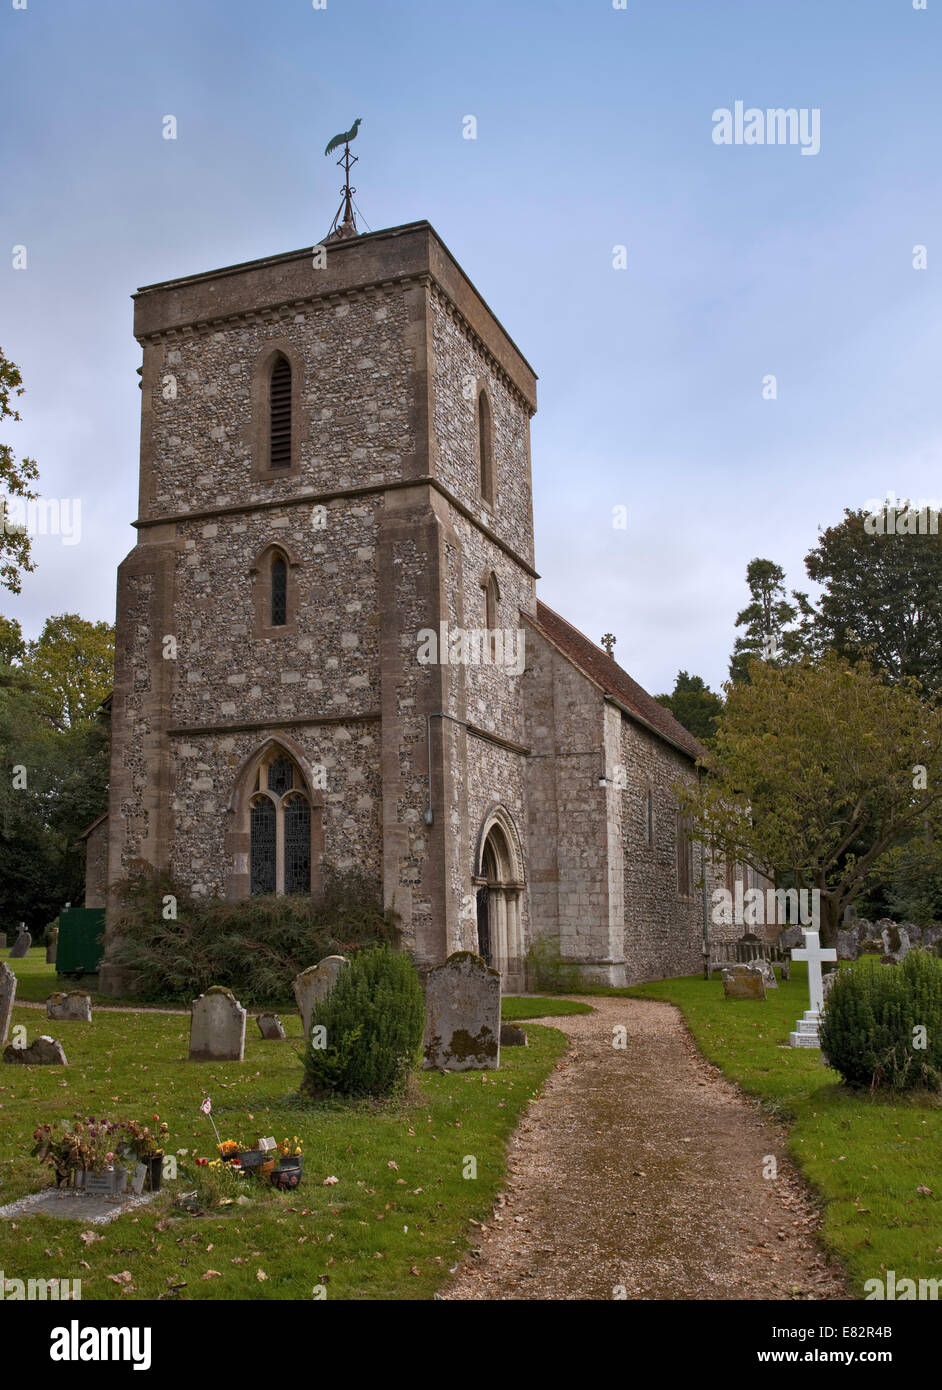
[267,756,294,796]
[271,555,287,626]
[284,794,311,895]
[250,797,276,895]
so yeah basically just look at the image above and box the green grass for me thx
[621,964,942,1295]
[501,996,594,1020]
[0,996,566,1300]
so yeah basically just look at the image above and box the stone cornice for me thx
[134,475,540,579]
[167,712,382,737]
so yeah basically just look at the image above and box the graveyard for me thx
[0,948,568,1300]
[1,939,940,1300]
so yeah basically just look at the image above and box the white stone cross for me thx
[790,929,837,1014]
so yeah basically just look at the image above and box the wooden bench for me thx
[705,939,791,981]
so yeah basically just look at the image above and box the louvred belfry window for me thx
[269,355,292,468]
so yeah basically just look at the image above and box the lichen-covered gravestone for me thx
[722,965,766,1000]
[424,951,501,1071]
[0,960,16,1046]
[293,956,348,1036]
[3,1035,68,1066]
[46,991,92,1022]
[188,986,247,1062]
[500,1022,528,1047]
[256,1013,286,1040]
[45,927,58,965]
[9,929,31,959]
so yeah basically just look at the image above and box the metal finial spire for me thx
[324,118,362,240]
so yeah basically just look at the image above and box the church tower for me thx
[99,222,538,994]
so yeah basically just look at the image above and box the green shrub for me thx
[300,945,424,1099]
[107,864,399,1005]
[525,935,584,993]
[819,950,942,1091]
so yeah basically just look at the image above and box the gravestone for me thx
[3,1035,68,1065]
[9,929,31,959]
[836,929,859,962]
[256,1013,286,1040]
[778,925,804,951]
[721,965,766,1000]
[923,925,942,950]
[46,991,92,1023]
[789,929,837,1047]
[45,927,58,965]
[292,956,348,1036]
[880,924,911,964]
[424,952,501,1070]
[188,986,246,1062]
[747,958,777,989]
[821,969,839,1005]
[0,960,16,1046]
[500,1023,528,1047]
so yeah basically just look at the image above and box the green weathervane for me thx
[325,118,362,239]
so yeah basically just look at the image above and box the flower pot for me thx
[271,1156,303,1191]
[146,1155,163,1192]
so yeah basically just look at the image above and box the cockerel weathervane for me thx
[324,118,362,240]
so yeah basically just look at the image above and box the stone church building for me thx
[93,220,739,996]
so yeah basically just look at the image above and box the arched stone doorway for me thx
[473,807,526,992]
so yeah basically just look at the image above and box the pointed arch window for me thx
[249,748,312,896]
[271,554,287,626]
[477,388,494,505]
[269,354,292,469]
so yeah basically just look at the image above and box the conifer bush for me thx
[819,950,942,1091]
[300,945,425,1099]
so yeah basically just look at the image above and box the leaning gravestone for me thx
[722,965,766,1000]
[45,927,58,965]
[424,951,501,1071]
[9,929,31,959]
[0,960,16,1046]
[293,956,348,1036]
[3,1035,68,1066]
[256,1013,286,1040]
[747,958,777,989]
[46,991,92,1023]
[188,986,247,1062]
[836,929,859,962]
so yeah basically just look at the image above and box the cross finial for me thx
[601,633,616,658]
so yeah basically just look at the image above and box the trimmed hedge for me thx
[107,865,399,1005]
[300,945,425,1099]
[819,950,942,1091]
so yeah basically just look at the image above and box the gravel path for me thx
[442,997,848,1301]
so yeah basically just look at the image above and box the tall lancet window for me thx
[271,554,287,627]
[477,388,494,505]
[249,749,312,896]
[269,354,292,469]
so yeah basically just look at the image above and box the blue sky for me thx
[2,0,940,694]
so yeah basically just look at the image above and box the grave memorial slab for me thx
[188,986,247,1062]
[424,951,501,1071]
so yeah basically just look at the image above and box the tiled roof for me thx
[525,601,705,762]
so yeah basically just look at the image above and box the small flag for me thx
[200,1097,212,1115]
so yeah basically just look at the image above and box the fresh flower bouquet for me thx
[32,1116,124,1186]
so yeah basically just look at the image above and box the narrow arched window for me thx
[485,572,499,631]
[271,554,287,626]
[250,797,277,895]
[477,389,494,504]
[269,355,292,468]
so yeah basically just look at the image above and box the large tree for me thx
[22,613,114,730]
[799,503,942,693]
[728,558,807,683]
[0,349,40,594]
[680,654,942,942]
[655,670,724,746]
